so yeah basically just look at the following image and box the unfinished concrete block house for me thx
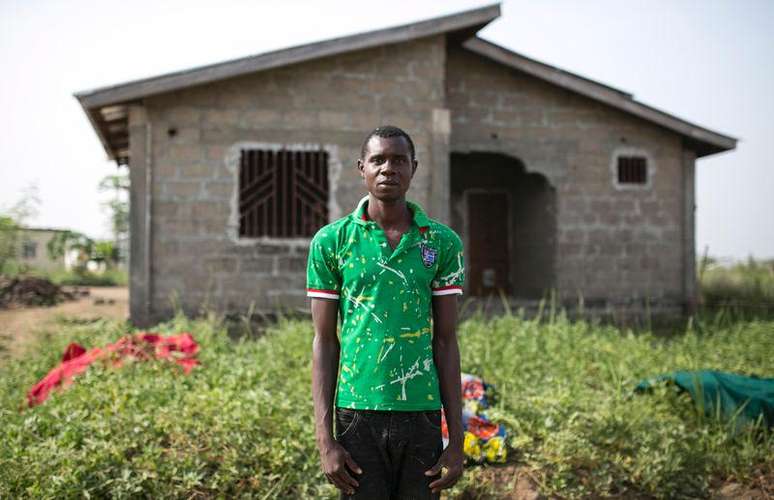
[76,4,735,326]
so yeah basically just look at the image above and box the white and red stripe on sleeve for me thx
[431,285,463,296]
[306,288,340,300]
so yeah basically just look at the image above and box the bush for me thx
[699,257,774,318]
[0,313,771,498]
[50,269,128,287]
[0,315,331,498]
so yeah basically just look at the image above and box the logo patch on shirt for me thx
[420,243,438,268]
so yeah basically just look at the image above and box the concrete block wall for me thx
[15,230,67,273]
[446,44,691,310]
[129,36,448,324]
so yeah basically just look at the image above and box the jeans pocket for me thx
[336,408,361,439]
[420,410,442,432]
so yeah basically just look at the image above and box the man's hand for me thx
[425,444,464,493]
[320,439,362,495]
[311,298,359,494]
[429,293,465,493]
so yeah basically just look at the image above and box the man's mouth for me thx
[378,181,398,186]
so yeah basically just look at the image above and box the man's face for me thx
[358,135,417,202]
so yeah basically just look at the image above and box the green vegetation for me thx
[700,257,774,318]
[48,268,128,287]
[1,310,771,498]
[1,174,129,282]
[0,184,39,276]
[0,216,22,276]
[98,172,129,251]
[1,232,127,288]
[0,267,128,288]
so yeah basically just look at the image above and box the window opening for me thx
[22,240,37,259]
[238,149,329,238]
[617,156,648,184]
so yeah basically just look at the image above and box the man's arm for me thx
[311,298,361,495]
[425,294,464,493]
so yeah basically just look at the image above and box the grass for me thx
[48,269,129,287]
[1,309,771,498]
[699,257,774,318]
[458,311,772,497]
[0,267,128,288]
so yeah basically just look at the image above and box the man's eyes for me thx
[371,157,407,165]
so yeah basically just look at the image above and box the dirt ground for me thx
[0,286,128,360]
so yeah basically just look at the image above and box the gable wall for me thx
[446,45,690,309]
[129,35,448,323]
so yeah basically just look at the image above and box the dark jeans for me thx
[335,408,443,500]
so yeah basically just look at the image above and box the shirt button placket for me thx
[371,224,391,260]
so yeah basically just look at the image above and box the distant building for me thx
[76,4,736,326]
[17,227,69,273]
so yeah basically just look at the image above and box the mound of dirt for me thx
[0,276,75,309]
[711,464,774,500]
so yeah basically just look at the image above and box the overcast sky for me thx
[1,0,772,260]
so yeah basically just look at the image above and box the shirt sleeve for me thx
[306,228,341,300]
[431,231,465,296]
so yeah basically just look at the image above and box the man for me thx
[307,125,465,499]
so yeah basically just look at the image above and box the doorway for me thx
[467,191,510,296]
[450,152,556,298]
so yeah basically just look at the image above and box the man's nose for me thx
[381,159,397,173]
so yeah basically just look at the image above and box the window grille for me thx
[617,156,648,184]
[22,240,37,259]
[238,149,329,238]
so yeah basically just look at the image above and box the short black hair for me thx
[360,125,416,161]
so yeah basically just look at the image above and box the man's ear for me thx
[411,160,418,178]
[357,159,365,178]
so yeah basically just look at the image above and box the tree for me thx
[6,183,41,223]
[47,231,94,274]
[92,240,119,269]
[99,172,129,264]
[0,216,20,274]
[0,184,40,275]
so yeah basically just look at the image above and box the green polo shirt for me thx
[307,196,465,411]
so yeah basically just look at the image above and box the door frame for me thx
[462,188,513,295]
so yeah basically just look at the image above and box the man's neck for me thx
[366,194,411,230]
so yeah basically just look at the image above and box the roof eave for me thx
[75,95,117,162]
[462,37,737,158]
[75,3,501,109]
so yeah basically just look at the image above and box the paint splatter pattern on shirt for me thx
[307,198,464,411]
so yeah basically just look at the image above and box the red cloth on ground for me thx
[27,333,198,407]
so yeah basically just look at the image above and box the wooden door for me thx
[467,192,510,296]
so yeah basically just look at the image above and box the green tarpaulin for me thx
[636,371,774,428]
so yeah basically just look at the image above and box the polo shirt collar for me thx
[352,195,430,233]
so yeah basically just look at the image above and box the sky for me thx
[1,0,772,260]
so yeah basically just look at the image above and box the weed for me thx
[0,312,771,498]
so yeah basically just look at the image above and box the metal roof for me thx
[75,2,735,164]
[74,3,501,164]
[461,37,736,157]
